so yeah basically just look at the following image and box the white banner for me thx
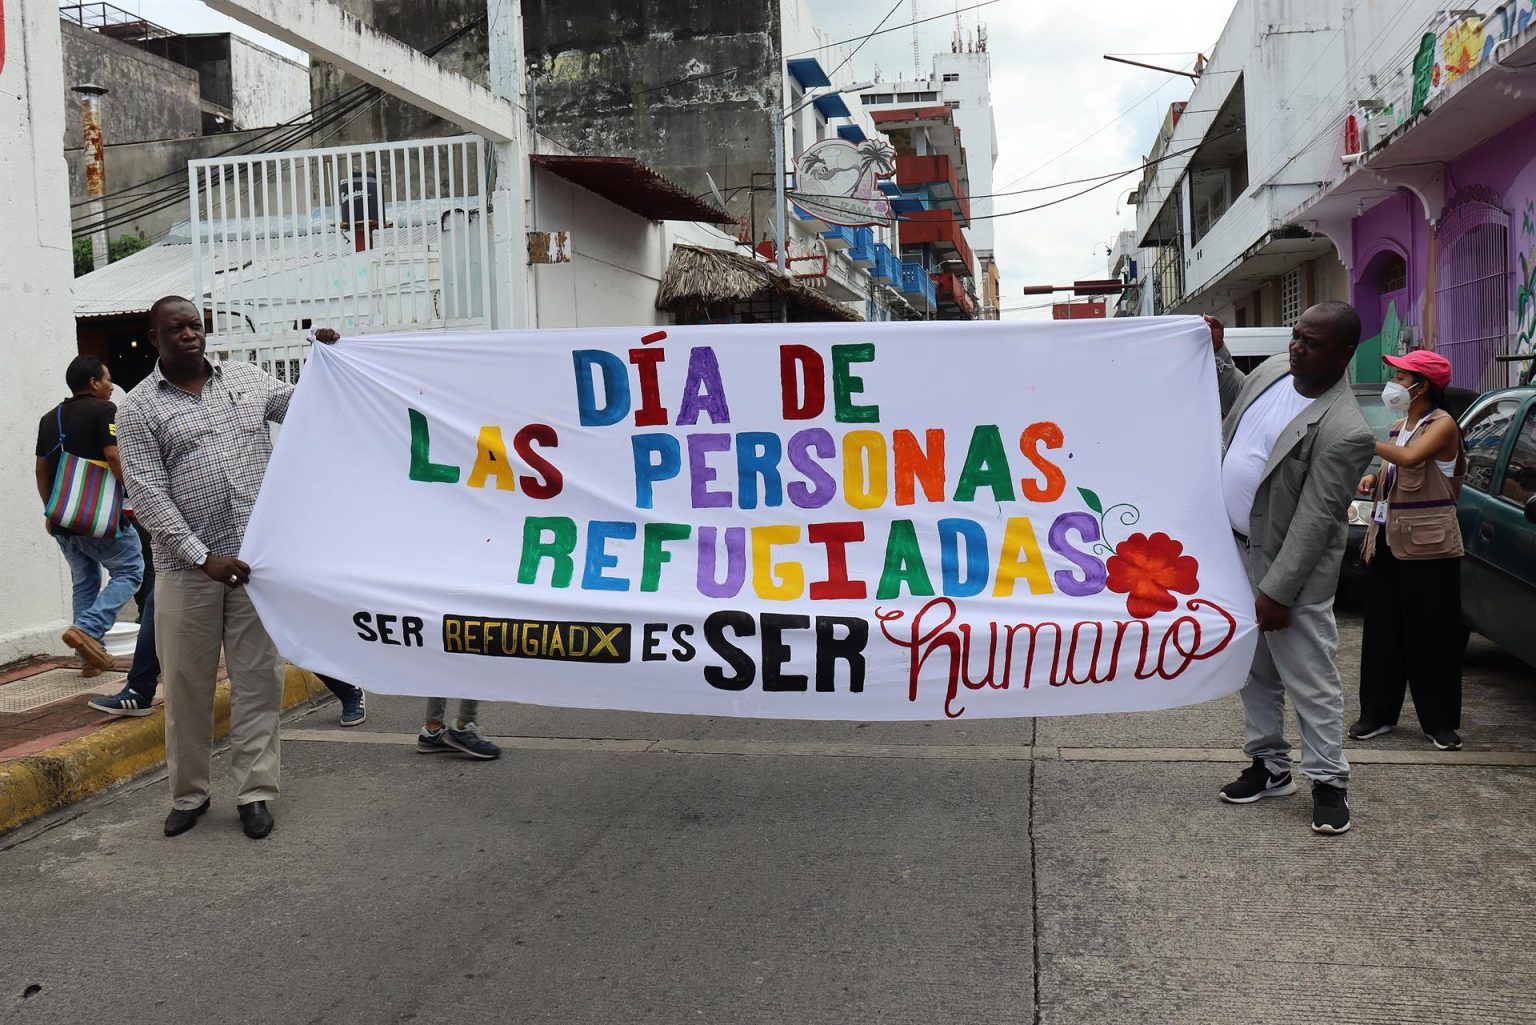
[242,318,1257,720]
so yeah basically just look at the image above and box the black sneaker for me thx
[338,688,367,727]
[89,689,154,717]
[1427,729,1463,751]
[1218,758,1296,804]
[444,722,501,760]
[417,726,453,754]
[1348,720,1392,740]
[1311,782,1351,834]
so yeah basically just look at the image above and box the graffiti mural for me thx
[1517,198,1536,377]
[1408,3,1536,116]
[1482,0,1536,62]
[1441,18,1486,86]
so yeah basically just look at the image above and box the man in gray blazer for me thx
[1206,303,1375,835]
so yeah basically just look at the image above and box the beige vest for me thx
[1363,408,1466,562]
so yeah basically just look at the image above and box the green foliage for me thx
[72,234,150,277]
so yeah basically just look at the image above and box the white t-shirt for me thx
[1222,377,1315,536]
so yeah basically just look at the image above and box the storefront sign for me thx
[789,138,896,227]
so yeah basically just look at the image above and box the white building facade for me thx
[1,0,81,662]
[1129,0,1449,325]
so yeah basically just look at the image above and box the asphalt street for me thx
[3,612,1535,1025]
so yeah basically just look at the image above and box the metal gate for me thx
[187,136,492,379]
[1436,189,1510,391]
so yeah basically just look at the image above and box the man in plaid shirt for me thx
[116,296,352,840]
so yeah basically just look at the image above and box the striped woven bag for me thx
[44,404,122,538]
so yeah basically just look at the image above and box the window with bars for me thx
[1281,267,1302,326]
[1436,189,1511,391]
[1380,253,1407,292]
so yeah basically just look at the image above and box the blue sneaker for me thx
[417,726,453,754]
[338,688,367,727]
[444,722,501,760]
[88,689,154,717]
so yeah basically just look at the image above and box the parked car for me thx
[1338,382,1478,606]
[1455,386,1536,669]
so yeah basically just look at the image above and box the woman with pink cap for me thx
[1351,349,1467,750]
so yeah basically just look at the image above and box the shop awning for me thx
[813,93,854,120]
[787,58,832,90]
[532,156,733,223]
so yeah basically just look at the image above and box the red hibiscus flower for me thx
[1105,532,1200,619]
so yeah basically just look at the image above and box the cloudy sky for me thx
[123,0,1237,319]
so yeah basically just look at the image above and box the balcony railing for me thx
[935,271,976,319]
[895,154,970,225]
[899,262,936,310]
[818,223,857,250]
[897,210,974,275]
[871,242,899,282]
[846,227,875,266]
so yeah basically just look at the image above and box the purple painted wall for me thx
[1351,110,1536,387]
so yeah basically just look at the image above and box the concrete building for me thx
[1106,229,1139,317]
[59,15,201,145]
[61,5,309,137]
[1285,0,1536,389]
[867,102,977,319]
[1130,1,1357,330]
[308,0,894,323]
[61,3,311,246]
[858,21,1000,317]
[1129,0,1536,389]
[2,0,81,662]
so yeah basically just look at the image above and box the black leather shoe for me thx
[238,800,274,839]
[163,798,210,837]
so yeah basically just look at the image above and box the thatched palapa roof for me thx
[656,244,862,323]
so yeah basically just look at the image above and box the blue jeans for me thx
[124,585,160,699]
[54,525,144,640]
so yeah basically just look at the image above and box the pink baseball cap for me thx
[1383,349,1452,389]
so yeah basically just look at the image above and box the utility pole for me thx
[487,0,532,330]
[73,83,109,271]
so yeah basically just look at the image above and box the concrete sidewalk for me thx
[0,658,332,835]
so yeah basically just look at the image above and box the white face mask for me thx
[1382,381,1416,412]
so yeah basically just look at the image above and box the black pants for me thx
[313,673,364,703]
[1358,544,1462,732]
[128,517,155,610]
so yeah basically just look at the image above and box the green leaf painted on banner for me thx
[1078,487,1104,515]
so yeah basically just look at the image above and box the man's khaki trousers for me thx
[156,569,283,811]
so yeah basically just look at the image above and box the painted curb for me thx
[0,667,329,837]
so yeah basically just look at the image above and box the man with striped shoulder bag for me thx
[34,355,144,675]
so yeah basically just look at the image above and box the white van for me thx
[1222,327,1291,372]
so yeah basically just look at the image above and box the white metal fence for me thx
[188,136,492,378]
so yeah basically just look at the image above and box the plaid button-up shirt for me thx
[117,359,293,573]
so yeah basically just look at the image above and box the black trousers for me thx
[1358,543,1462,732]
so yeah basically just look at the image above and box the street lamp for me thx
[773,79,877,278]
